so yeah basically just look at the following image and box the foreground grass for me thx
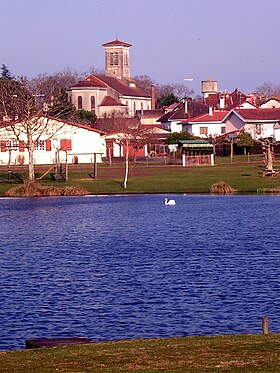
[1,158,280,196]
[1,334,280,372]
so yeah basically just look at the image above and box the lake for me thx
[0,194,279,350]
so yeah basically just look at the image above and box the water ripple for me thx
[0,194,280,350]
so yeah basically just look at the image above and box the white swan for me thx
[165,198,176,205]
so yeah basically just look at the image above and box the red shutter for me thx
[19,141,25,152]
[60,139,72,151]
[0,141,6,152]
[45,140,52,151]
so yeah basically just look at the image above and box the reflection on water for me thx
[0,194,279,350]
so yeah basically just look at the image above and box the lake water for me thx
[0,194,280,350]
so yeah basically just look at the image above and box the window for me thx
[200,127,208,135]
[114,53,119,65]
[221,126,226,134]
[141,102,143,111]
[35,141,45,150]
[124,53,128,66]
[110,52,114,65]
[256,124,263,135]
[91,96,96,112]
[133,102,136,114]
[78,96,83,110]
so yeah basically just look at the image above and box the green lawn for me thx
[0,156,280,196]
[1,334,280,372]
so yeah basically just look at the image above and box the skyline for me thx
[1,0,280,95]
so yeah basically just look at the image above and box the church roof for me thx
[98,75,150,98]
[71,75,150,99]
[99,96,126,107]
[102,39,132,47]
[72,75,107,89]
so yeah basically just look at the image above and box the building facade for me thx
[69,39,151,117]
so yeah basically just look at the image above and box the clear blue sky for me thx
[1,0,280,95]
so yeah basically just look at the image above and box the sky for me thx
[1,0,280,95]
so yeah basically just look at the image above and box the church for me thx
[68,39,152,117]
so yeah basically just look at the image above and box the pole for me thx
[93,153,97,180]
[230,140,234,163]
[262,316,269,335]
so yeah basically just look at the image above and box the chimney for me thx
[209,106,213,116]
[220,95,225,109]
[183,98,188,114]
[151,84,156,110]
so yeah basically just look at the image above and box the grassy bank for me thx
[1,334,280,372]
[1,157,280,196]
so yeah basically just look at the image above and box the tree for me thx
[254,81,280,99]
[30,68,80,98]
[157,93,179,108]
[0,77,72,183]
[165,131,195,145]
[75,109,97,127]
[1,64,13,80]
[133,75,155,94]
[260,137,275,172]
[236,130,255,155]
[102,114,155,188]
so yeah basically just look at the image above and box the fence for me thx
[183,154,214,167]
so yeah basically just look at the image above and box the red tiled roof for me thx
[102,39,132,47]
[97,75,150,98]
[71,75,150,98]
[181,110,229,124]
[94,117,140,132]
[158,101,209,123]
[0,116,106,135]
[99,96,126,107]
[226,99,257,111]
[136,109,164,119]
[204,89,247,110]
[234,108,280,120]
[71,75,107,89]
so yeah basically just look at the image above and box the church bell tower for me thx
[102,39,131,80]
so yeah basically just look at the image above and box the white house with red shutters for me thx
[0,117,105,165]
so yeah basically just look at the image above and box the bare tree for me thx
[0,77,72,183]
[254,81,280,99]
[102,114,156,188]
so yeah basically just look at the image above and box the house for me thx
[202,79,249,110]
[68,39,152,117]
[223,108,280,140]
[0,117,105,165]
[181,109,228,138]
[102,125,170,158]
[157,100,208,132]
[135,109,164,126]
[259,97,280,109]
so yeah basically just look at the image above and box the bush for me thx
[5,182,88,197]
[210,181,237,194]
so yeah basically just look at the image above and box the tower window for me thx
[78,96,83,110]
[114,53,119,65]
[124,53,128,66]
[110,52,114,65]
